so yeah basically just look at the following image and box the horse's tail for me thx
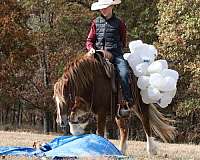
[131,72,175,142]
[53,78,66,124]
[134,100,175,142]
[148,104,175,142]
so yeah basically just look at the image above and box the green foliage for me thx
[0,0,36,105]
[0,0,34,59]
[156,0,200,110]
[57,3,94,50]
[176,98,200,117]
[117,0,159,44]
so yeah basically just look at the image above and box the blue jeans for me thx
[112,56,132,102]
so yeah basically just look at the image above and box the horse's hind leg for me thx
[115,117,129,154]
[140,103,157,155]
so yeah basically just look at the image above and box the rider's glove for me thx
[88,48,95,55]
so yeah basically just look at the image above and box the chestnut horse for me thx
[53,54,175,155]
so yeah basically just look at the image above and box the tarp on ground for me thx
[0,134,123,158]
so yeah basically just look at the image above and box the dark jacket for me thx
[86,14,126,57]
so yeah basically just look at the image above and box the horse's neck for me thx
[67,58,102,96]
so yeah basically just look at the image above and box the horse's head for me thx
[68,96,92,135]
[54,78,92,135]
[55,93,91,135]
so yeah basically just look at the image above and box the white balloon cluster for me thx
[124,40,179,108]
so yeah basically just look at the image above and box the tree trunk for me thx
[5,107,9,124]
[0,108,3,125]
[53,113,57,132]
[20,106,23,126]
[43,111,53,133]
[40,34,51,133]
[43,112,48,133]
[16,100,22,128]
[33,114,36,126]
[12,109,15,125]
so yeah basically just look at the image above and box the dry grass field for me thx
[0,131,200,160]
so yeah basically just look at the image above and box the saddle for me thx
[94,51,116,92]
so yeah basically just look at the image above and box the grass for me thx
[0,131,200,160]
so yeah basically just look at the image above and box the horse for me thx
[53,53,175,155]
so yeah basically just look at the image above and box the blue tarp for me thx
[0,134,123,158]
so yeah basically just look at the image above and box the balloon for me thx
[140,90,154,104]
[129,40,143,53]
[147,86,162,101]
[134,44,149,56]
[157,60,168,69]
[142,96,152,104]
[148,60,168,74]
[128,42,158,69]
[159,76,177,92]
[148,61,163,73]
[162,89,177,98]
[127,53,143,68]
[149,73,165,89]
[134,62,149,77]
[161,69,179,80]
[148,45,158,57]
[127,41,178,108]
[139,44,157,63]
[123,53,131,60]
[141,56,154,63]
[157,96,172,108]
[137,76,150,90]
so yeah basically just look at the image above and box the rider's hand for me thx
[100,50,112,60]
[86,48,95,56]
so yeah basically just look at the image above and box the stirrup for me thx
[117,103,130,118]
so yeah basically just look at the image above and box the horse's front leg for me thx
[96,113,106,137]
[115,117,129,154]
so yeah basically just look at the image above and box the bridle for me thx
[63,81,94,126]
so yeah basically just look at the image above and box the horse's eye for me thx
[78,117,83,121]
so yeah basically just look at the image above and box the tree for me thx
[0,0,36,125]
[18,0,94,132]
[156,0,200,112]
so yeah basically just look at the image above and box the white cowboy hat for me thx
[91,0,121,11]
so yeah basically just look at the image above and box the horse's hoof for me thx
[148,148,157,155]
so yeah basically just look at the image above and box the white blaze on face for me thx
[69,122,88,136]
[69,109,89,136]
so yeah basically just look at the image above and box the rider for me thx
[86,0,133,117]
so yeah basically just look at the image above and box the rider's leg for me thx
[113,56,133,117]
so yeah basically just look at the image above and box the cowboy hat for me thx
[91,0,121,11]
